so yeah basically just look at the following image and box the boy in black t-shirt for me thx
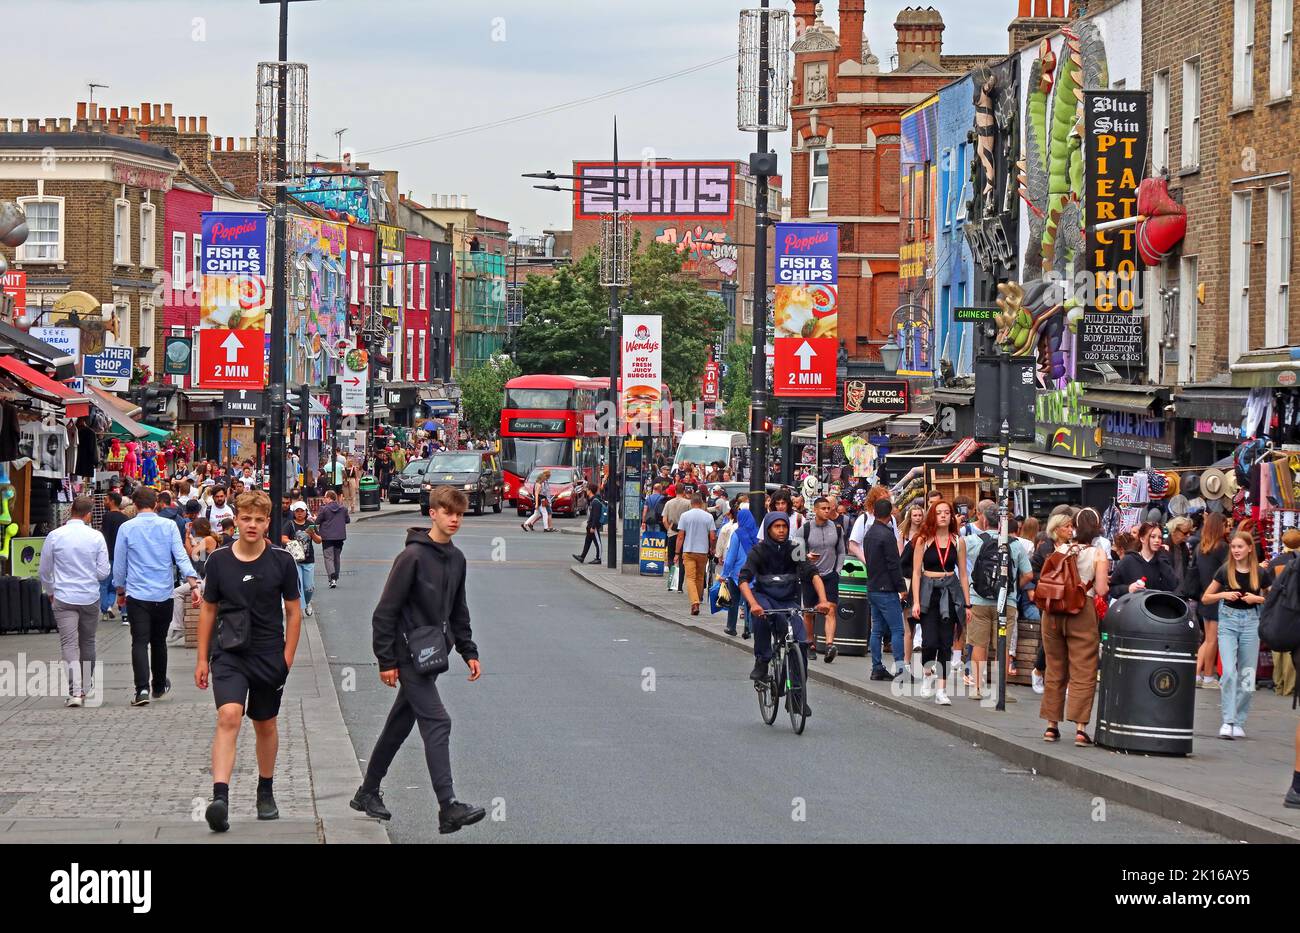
[195,490,302,833]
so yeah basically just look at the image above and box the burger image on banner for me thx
[621,315,662,432]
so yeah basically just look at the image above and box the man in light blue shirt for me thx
[114,487,200,707]
[965,507,1033,698]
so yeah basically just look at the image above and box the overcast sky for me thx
[12,1,1007,236]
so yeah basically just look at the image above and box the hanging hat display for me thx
[1180,471,1201,498]
[1222,472,1240,499]
[1207,497,1226,514]
[1147,469,1170,500]
[1201,468,1228,500]
[1167,494,1189,517]
[1161,471,1181,499]
[1146,507,1165,524]
[1186,496,1207,515]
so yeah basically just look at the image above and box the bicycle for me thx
[753,605,827,735]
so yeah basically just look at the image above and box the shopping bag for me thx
[716,577,733,609]
[667,564,681,592]
[708,579,724,615]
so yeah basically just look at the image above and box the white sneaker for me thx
[121,619,129,626]
[919,676,935,699]
[935,688,951,706]
[165,631,183,647]
[1218,723,1234,740]
[1205,678,1221,690]
[64,695,83,708]
[1232,725,1246,739]
[305,604,314,616]
[1032,670,1045,694]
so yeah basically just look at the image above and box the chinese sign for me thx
[576,161,734,220]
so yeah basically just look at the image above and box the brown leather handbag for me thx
[1034,546,1087,615]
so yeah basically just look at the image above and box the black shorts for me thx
[802,570,839,606]
[211,649,289,721]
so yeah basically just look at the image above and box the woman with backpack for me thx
[1201,531,1272,740]
[1038,511,1109,747]
[1187,511,1230,688]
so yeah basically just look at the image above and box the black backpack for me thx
[800,518,843,555]
[1260,560,1300,653]
[971,532,1002,600]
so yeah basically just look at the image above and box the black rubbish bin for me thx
[814,558,869,656]
[359,477,381,512]
[1095,590,1199,755]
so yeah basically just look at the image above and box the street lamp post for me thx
[523,144,630,570]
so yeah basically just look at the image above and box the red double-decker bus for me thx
[499,374,603,505]
[498,373,680,505]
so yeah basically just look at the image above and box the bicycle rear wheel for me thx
[786,637,808,735]
[757,644,780,725]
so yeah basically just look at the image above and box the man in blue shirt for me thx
[114,487,201,707]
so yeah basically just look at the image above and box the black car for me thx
[389,459,431,503]
[420,450,504,516]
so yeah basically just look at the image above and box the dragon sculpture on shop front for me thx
[991,21,1109,388]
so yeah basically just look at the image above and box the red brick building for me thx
[788,1,1001,364]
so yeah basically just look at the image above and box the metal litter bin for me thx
[1095,591,1199,755]
[359,476,381,512]
[814,558,868,657]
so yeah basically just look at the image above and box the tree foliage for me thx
[719,331,753,433]
[459,355,520,436]
[508,240,727,403]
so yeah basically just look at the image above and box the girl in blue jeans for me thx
[1201,531,1272,740]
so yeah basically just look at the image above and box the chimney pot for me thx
[163,103,173,118]
[142,103,152,124]
[1034,0,1048,15]
[199,115,207,133]
[1049,0,1065,16]
[59,117,71,132]
[140,129,150,142]
[227,136,235,150]
[76,102,87,121]
[1019,0,1031,14]
[97,107,107,122]
[130,107,140,122]
[213,137,222,151]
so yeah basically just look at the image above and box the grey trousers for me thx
[52,598,98,696]
[322,540,344,581]
[363,663,455,805]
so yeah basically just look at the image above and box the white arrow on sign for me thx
[794,340,816,371]
[220,331,243,363]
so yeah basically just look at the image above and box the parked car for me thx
[516,467,588,518]
[388,458,431,503]
[420,450,504,516]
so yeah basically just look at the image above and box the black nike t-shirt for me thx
[202,543,300,652]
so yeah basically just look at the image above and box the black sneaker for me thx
[589,559,602,565]
[870,668,893,681]
[808,643,818,660]
[749,659,768,682]
[438,800,486,835]
[328,580,337,589]
[130,689,150,707]
[742,629,752,640]
[1286,788,1300,810]
[152,678,171,701]
[256,792,279,821]
[824,644,838,663]
[572,554,585,562]
[349,787,392,821]
[205,798,229,832]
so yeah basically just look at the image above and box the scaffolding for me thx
[454,250,507,373]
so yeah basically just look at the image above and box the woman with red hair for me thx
[909,499,971,706]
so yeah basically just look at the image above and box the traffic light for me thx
[138,385,175,428]
[762,417,773,433]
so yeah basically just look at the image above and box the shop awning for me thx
[424,398,456,414]
[1081,387,1161,415]
[0,354,90,417]
[110,420,171,442]
[87,385,148,438]
[983,447,1108,485]
[791,411,889,441]
[0,320,77,376]
[1173,386,1250,423]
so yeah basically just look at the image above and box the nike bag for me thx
[405,621,450,677]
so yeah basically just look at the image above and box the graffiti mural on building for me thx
[288,217,348,387]
[294,171,372,225]
[654,225,738,276]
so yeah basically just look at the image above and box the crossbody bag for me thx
[402,557,453,677]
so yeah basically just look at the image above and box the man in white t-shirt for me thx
[848,501,899,562]
[206,486,236,527]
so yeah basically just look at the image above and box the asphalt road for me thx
[313,510,1226,844]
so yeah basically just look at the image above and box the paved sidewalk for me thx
[0,605,388,844]
[574,564,1300,844]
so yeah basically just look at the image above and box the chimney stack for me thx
[839,0,866,68]
[894,6,945,71]
[1009,0,1070,52]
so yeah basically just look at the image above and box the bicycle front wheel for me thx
[757,645,780,725]
[786,639,808,735]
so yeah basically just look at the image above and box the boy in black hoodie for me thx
[350,485,485,835]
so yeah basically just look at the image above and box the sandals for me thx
[1043,727,1060,743]
[1075,730,1094,748]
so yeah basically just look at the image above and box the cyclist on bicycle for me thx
[739,512,832,707]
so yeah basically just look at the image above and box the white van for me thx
[672,430,748,474]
